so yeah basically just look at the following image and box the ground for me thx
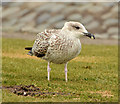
[2,38,118,102]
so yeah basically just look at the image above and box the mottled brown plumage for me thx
[25,21,95,82]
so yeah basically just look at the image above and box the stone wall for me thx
[2,2,118,39]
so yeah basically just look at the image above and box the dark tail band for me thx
[25,47,32,50]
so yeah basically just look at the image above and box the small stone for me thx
[48,4,65,13]
[104,19,118,26]
[86,21,100,30]
[95,33,109,39]
[62,6,77,14]
[16,9,30,17]
[21,27,39,33]
[9,2,24,7]
[36,13,51,24]
[8,9,30,19]
[78,3,93,12]
[2,26,20,32]
[111,5,118,12]
[54,20,66,29]
[37,23,50,31]
[26,3,41,8]
[32,28,41,33]
[2,7,20,18]
[101,12,112,20]
[3,19,17,26]
[67,13,82,21]
[19,12,36,22]
[47,15,64,24]
[71,2,85,5]
[35,3,55,12]
[13,23,25,31]
[107,27,118,35]
[101,25,107,30]
[111,12,118,18]
[102,2,115,7]
[88,6,104,13]
[82,15,94,24]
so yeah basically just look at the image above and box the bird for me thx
[25,21,95,82]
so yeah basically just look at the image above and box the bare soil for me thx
[3,85,71,97]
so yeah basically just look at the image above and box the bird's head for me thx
[62,21,95,39]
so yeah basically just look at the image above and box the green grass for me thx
[2,38,118,102]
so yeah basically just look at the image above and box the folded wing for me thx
[32,29,60,57]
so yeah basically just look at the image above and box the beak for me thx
[83,32,95,39]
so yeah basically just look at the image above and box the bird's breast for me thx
[43,37,81,64]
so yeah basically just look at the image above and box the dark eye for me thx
[75,26,80,29]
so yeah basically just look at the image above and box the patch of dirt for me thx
[2,52,43,61]
[3,85,71,97]
[71,56,104,63]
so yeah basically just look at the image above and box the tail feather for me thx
[25,47,33,56]
[25,47,32,50]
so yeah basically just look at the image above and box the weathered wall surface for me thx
[2,2,118,39]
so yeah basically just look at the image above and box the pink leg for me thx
[64,63,68,82]
[47,62,51,81]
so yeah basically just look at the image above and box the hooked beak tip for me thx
[83,32,95,39]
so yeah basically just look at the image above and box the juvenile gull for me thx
[25,21,95,82]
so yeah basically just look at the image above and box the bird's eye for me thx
[75,26,80,29]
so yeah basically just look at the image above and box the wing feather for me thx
[32,29,60,57]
